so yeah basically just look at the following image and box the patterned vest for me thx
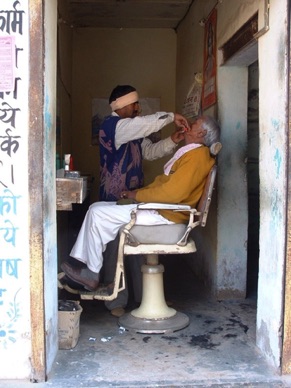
[99,115,143,201]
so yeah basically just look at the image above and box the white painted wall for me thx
[256,0,289,369]
[0,0,58,379]
[0,0,31,378]
[217,66,248,298]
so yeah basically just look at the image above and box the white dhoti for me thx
[70,201,173,273]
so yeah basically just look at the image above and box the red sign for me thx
[202,9,217,110]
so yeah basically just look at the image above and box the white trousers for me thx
[70,201,173,273]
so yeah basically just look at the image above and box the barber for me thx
[99,84,189,201]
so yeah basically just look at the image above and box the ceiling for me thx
[65,0,194,29]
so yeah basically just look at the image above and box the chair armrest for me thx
[135,203,201,229]
[137,202,191,210]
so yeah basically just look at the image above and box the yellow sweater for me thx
[135,146,215,223]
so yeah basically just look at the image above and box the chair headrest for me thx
[209,142,222,156]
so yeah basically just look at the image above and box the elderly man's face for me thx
[184,118,207,144]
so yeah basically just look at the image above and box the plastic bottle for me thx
[69,155,74,171]
[64,154,71,170]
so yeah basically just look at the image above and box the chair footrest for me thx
[79,287,112,300]
[57,272,122,301]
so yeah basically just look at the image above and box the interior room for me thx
[56,0,254,296]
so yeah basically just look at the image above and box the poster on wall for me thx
[0,36,15,92]
[91,97,160,145]
[182,73,203,119]
[202,8,217,111]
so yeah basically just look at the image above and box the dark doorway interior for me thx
[247,60,259,298]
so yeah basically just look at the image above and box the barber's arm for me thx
[171,129,186,143]
[115,112,174,149]
[141,137,176,160]
[141,127,186,161]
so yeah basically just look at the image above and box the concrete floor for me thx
[1,256,291,388]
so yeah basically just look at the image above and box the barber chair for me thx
[118,164,217,333]
[58,165,217,334]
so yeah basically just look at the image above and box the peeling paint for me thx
[271,118,280,131]
[273,148,282,178]
[257,319,277,366]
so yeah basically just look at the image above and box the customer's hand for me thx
[120,190,137,200]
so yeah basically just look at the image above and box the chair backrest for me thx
[196,165,217,227]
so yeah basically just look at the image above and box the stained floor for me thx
[1,256,291,388]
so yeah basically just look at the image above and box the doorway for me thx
[52,0,286,382]
[247,60,259,298]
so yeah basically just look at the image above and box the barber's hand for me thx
[174,113,190,130]
[171,130,185,144]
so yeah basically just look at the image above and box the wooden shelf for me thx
[56,176,89,211]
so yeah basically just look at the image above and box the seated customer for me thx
[61,115,221,291]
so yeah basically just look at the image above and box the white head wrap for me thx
[110,91,139,111]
